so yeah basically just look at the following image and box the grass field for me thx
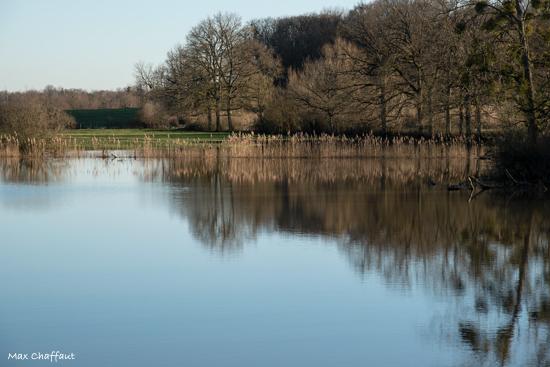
[60,129,230,150]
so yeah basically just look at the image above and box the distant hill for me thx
[66,108,143,129]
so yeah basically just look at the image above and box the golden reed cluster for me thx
[0,132,482,160]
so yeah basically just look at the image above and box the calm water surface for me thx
[0,150,549,367]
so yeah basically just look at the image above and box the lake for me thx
[0,146,549,367]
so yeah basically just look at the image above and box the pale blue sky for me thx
[0,0,359,91]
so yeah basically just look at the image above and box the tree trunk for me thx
[215,81,222,132]
[464,95,472,145]
[514,3,538,146]
[458,104,464,136]
[475,99,482,144]
[444,56,452,138]
[445,86,451,138]
[416,102,423,133]
[416,71,424,133]
[226,97,233,132]
[379,80,387,135]
[207,105,212,131]
[427,89,434,137]
[215,96,221,132]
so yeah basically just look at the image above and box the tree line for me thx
[1,86,140,110]
[136,0,549,144]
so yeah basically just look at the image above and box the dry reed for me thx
[0,132,483,160]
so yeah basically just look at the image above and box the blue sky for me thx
[0,0,359,91]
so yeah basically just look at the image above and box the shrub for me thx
[0,100,74,138]
[138,101,174,128]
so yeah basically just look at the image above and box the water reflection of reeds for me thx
[0,158,69,184]
[144,144,485,186]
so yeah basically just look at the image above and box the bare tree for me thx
[288,39,361,132]
[214,13,249,131]
[342,1,402,134]
[186,15,227,131]
[383,0,442,134]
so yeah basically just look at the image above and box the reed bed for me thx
[133,133,483,160]
[0,132,484,160]
[0,133,80,158]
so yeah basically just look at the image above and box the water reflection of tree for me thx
[150,150,550,366]
[177,173,243,253]
[343,196,550,366]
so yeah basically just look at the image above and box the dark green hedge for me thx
[66,108,143,129]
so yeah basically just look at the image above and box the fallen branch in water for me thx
[448,174,547,196]
[447,176,497,191]
[505,169,519,185]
